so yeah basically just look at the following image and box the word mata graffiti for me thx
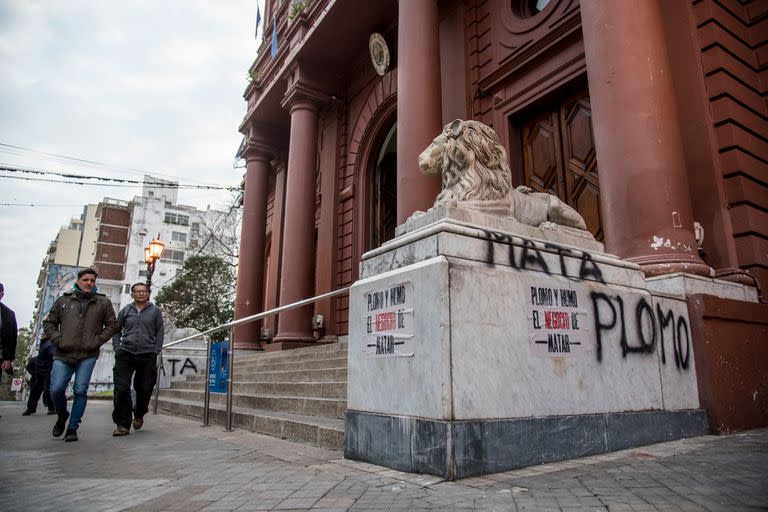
[482,230,606,284]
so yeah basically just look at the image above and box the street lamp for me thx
[144,234,165,292]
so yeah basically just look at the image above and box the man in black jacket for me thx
[22,337,55,415]
[111,282,164,436]
[0,283,17,376]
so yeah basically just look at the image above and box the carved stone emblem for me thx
[369,33,389,76]
[418,119,589,231]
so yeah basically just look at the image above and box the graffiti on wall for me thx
[482,230,606,284]
[590,292,690,369]
[160,357,199,377]
[362,281,415,358]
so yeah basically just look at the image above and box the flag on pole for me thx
[271,14,278,59]
[255,4,262,39]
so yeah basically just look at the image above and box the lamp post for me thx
[144,234,165,292]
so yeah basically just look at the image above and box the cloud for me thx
[0,0,261,327]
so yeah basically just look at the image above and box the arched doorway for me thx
[367,122,397,250]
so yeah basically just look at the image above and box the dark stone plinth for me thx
[345,409,708,480]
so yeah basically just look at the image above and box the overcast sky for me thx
[0,0,264,329]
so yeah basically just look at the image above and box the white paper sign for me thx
[527,283,590,358]
[362,281,415,358]
[11,378,22,392]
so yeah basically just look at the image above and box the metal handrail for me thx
[152,286,351,431]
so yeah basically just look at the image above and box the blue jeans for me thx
[50,358,97,430]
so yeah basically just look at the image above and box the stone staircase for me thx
[156,341,347,449]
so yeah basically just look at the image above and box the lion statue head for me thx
[418,119,512,204]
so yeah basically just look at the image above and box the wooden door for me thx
[522,91,603,241]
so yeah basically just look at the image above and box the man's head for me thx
[130,282,150,305]
[76,268,98,293]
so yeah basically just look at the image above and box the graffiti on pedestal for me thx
[590,292,690,369]
[528,285,590,358]
[482,230,606,284]
[362,281,415,358]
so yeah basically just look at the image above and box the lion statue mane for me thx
[418,119,588,231]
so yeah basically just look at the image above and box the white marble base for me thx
[346,218,706,477]
[645,272,759,302]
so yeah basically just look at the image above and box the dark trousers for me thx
[26,371,53,413]
[112,352,157,428]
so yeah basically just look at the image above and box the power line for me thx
[0,164,240,191]
[0,203,85,207]
[0,142,224,187]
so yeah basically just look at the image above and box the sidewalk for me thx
[1,400,766,511]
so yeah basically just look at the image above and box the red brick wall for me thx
[688,294,768,433]
[693,0,768,290]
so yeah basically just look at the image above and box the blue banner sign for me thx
[208,340,229,393]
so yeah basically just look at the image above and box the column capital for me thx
[281,82,329,113]
[242,122,276,163]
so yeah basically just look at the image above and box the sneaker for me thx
[47,410,56,415]
[132,417,144,430]
[112,426,130,437]
[22,410,34,416]
[52,411,70,437]
[64,428,78,442]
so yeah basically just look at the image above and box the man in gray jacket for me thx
[111,282,164,436]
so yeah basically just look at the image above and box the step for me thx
[171,379,347,398]
[234,343,348,364]
[235,356,349,372]
[156,397,344,450]
[159,388,346,418]
[183,367,348,384]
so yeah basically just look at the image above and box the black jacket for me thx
[0,302,17,362]
[37,339,55,372]
[43,289,119,363]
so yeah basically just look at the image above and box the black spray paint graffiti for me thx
[160,358,199,377]
[590,292,690,369]
[482,230,606,284]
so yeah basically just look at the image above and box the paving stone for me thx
[2,401,768,511]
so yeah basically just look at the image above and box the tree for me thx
[155,255,235,341]
[196,194,242,267]
[13,325,32,376]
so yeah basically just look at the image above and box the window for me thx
[164,212,190,226]
[172,231,187,243]
[139,270,147,277]
[124,284,131,294]
[163,249,185,263]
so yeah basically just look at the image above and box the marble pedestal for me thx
[345,212,707,479]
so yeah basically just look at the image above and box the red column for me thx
[396,0,442,224]
[272,97,319,346]
[233,137,271,350]
[581,0,712,277]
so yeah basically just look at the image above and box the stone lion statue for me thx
[418,119,588,231]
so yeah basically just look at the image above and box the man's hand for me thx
[1,360,11,371]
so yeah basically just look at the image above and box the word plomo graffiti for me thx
[590,292,691,370]
[481,230,691,370]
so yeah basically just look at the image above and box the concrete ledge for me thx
[345,409,708,480]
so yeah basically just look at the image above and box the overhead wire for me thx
[0,142,224,187]
[0,163,240,191]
